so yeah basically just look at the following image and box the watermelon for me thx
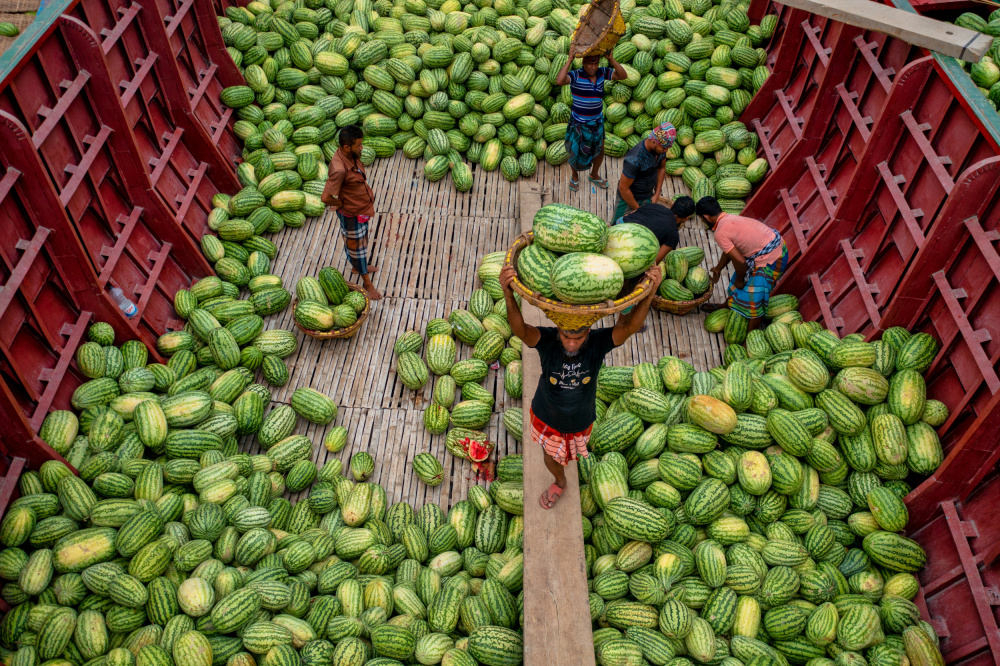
[888,370,926,425]
[863,531,927,572]
[395,330,424,355]
[602,223,659,279]
[604,497,672,542]
[550,253,625,305]
[517,244,558,298]
[424,405,450,435]
[426,334,457,375]
[290,387,337,424]
[533,204,608,253]
[895,332,938,373]
[398,352,429,390]
[687,395,737,434]
[468,626,523,666]
[413,453,444,486]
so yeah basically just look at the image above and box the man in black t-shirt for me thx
[616,196,696,263]
[613,122,677,221]
[499,263,664,509]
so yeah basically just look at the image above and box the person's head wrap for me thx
[649,122,677,148]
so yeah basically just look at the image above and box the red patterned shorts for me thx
[529,409,592,466]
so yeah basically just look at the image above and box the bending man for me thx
[696,196,787,330]
[616,196,696,263]
[499,264,663,509]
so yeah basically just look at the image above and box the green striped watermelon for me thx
[550,253,625,305]
[532,204,608,253]
[602,223,659,279]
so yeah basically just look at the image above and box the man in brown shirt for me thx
[321,124,381,300]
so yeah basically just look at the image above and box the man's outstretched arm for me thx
[613,265,663,346]
[500,265,541,347]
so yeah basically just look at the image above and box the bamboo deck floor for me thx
[0,0,36,58]
[262,156,728,511]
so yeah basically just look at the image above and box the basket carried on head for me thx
[292,284,371,340]
[570,0,626,57]
[504,232,655,331]
[651,290,714,317]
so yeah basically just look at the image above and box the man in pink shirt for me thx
[695,197,788,330]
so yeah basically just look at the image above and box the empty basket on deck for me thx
[504,232,654,331]
[571,0,626,57]
[651,290,714,316]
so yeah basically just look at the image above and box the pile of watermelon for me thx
[215,0,776,203]
[164,272,298,389]
[14,318,531,666]
[393,251,525,464]
[202,187,306,288]
[572,301,948,665]
[951,11,1000,113]
[196,112,330,337]
[657,245,711,301]
[517,203,658,305]
[293,266,370,332]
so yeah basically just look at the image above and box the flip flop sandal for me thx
[569,179,579,192]
[589,176,609,189]
[539,483,565,509]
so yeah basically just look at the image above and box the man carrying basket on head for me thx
[498,263,663,509]
[555,46,627,192]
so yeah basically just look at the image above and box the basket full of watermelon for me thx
[292,266,370,339]
[504,203,657,330]
[651,245,715,315]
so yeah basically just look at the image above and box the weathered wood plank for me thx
[518,181,596,666]
[781,0,991,60]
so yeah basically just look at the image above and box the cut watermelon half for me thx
[465,438,490,462]
[461,437,495,481]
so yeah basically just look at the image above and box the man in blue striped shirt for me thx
[555,47,627,192]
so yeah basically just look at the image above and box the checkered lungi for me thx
[727,243,788,319]
[337,211,371,276]
[530,409,592,466]
[565,117,605,172]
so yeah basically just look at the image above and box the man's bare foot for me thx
[352,266,379,274]
[364,283,383,301]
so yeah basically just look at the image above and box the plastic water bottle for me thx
[110,287,138,318]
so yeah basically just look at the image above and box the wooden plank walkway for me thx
[518,182,596,666]
[259,157,727,511]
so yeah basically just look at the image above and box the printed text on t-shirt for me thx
[549,361,593,388]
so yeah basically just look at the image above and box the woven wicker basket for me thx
[651,289,714,316]
[503,232,654,331]
[292,284,371,340]
[571,0,626,56]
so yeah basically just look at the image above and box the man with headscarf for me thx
[555,47,627,192]
[614,122,676,222]
[498,263,663,509]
